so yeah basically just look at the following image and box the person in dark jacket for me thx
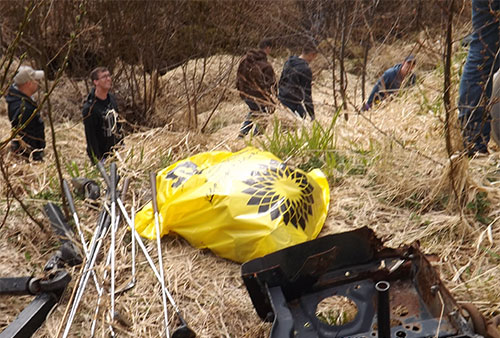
[278,43,318,121]
[82,67,123,164]
[5,65,45,161]
[236,38,276,137]
[363,55,416,111]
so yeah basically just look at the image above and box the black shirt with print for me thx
[82,88,123,163]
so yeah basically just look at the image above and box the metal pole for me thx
[62,179,102,292]
[375,280,391,338]
[110,163,117,323]
[150,172,170,338]
[62,213,110,338]
[117,197,195,336]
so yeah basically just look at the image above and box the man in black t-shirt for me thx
[82,67,123,164]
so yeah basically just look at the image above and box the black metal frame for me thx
[0,203,80,338]
[0,271,70,338]
[242,227,482,338]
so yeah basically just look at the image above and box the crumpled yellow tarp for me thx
[135,147,330,263]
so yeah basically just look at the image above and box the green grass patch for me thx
[254,111,375,179]
[466,191,492,225]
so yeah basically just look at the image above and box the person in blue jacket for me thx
[278,43,318,121]
[363,55,416,111]
[458,0,499,157]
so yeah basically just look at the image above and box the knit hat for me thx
[404,55,416,63]
[14,66,44,85]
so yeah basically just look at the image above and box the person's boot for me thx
[239,120,253,138]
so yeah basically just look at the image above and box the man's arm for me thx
[109,94,124,143]
[301,66,314,120]
[262,63,277,102]
[16,99,38,126]
[365,68,396,109]
[365,78,382,110]
[263,64,276,89]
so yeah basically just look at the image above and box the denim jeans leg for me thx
[280,99,307,119]
[241,99,267,135]
[458,0,500,153]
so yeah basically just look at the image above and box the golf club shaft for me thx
[131,204,136,280]
[90,175,129,337]
[62,214,110,338]
[62,179,103,293]
[62,179,89,252]
[110,163,117,320]
[151,172,170,338]
[117,197,186,318]
[63,163,118,338]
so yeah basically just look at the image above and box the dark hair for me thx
[90,67,109,81]
[258,38,273,50]
[302,41,318,55]
[404,55,416,64]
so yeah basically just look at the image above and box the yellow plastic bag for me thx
[135,147,330,263]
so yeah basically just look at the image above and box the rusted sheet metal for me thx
[241,226,487,338]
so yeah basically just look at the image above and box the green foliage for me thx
[316,309,353,326]
[466,192,492,225]
[158,148,174,169]
[254,111,375,179]
[65,161,81,178]
[418,86,443,117]
[30,176,60,201]
[205,116,231,134]
[122,144,172,172]
[255,112,339,175]
[123,146,145,166]
[479,246,500,264]
[454,44,469,80]
[65,160,100,181]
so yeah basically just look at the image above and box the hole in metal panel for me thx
[316,295,358,326]
[396,330,407,337]
[393,305,409,317]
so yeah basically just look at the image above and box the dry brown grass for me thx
[1,36,500,337]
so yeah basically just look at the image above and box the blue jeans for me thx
[240,98,269,136]
[279,99,308,119]
[458,0,500,154]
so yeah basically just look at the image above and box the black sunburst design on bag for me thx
[242,160,315,230]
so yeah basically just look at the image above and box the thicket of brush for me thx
[0,0,470,127]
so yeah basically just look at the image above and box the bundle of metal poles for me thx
[58,163,195,338]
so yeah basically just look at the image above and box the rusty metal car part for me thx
[242,226,496,338]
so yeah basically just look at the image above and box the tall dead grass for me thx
[1,36,500,337]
